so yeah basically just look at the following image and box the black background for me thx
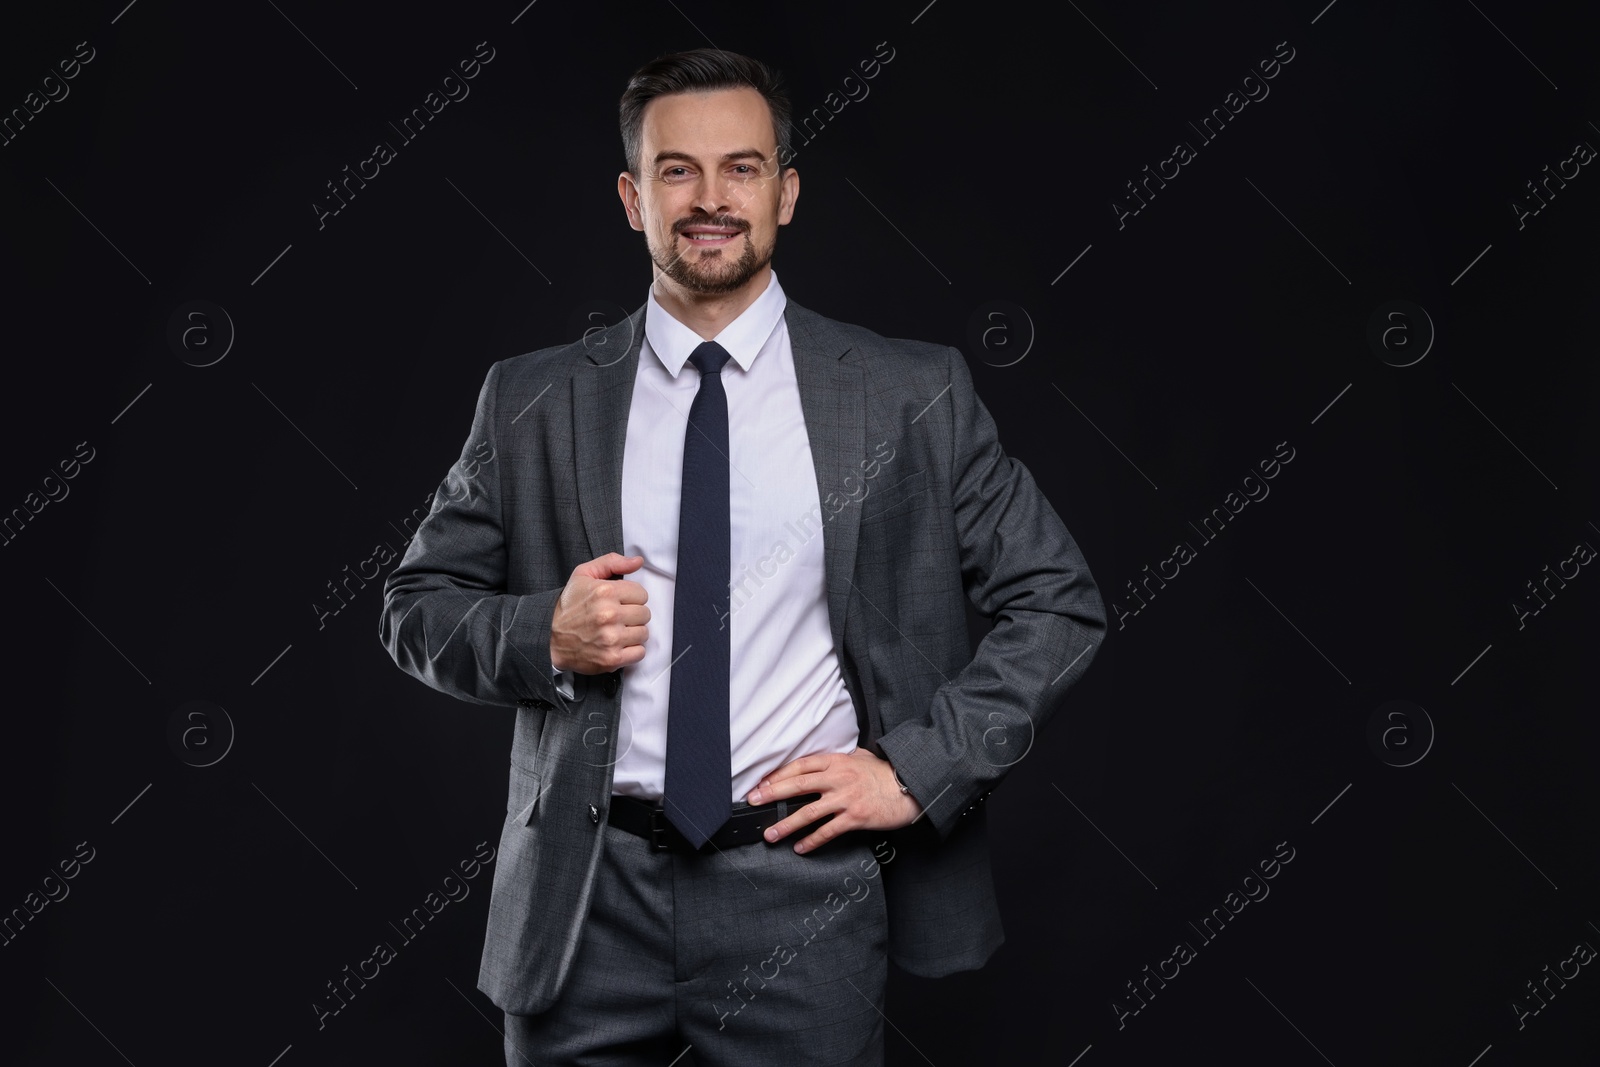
[2,0,1597,1063]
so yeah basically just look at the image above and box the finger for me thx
[610,579,650,604]
[575,553,643,580]
[758,754,829,791]
[792,815,850,854]
[614,622,649,647]
[751,771,825,806]
[763,797,834,844]
[608,603,651,626]
[592,620,648,656]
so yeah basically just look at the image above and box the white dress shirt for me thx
[554,271,861,802]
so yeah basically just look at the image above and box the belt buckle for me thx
[647,806,674,853]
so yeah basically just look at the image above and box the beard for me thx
[651,221,773,295]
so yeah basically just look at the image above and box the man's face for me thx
[620,86,798,295]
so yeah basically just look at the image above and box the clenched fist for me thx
[549,552,650,675]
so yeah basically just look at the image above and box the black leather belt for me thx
[607,792,826,853]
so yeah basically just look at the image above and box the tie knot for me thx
[689,341,732,377]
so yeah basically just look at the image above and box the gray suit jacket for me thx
[379,298,1105,1016]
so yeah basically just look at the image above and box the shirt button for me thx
[588,803,600,824]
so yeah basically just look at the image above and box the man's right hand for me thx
[549,553,650,675]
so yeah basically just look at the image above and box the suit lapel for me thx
[570,297,864,660]
[571,305,644,563]
[785,301,865,660]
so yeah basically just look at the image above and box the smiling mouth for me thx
[681,229,742,243]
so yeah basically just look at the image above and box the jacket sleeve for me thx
[874,346,1106,840]
[378,359,570,711]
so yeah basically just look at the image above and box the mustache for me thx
[673,215,747,235]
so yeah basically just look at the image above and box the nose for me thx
[689,171,735,219]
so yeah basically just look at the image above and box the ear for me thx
[618,172,645,231]
[777,166,800,226]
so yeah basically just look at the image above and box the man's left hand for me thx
[747,748,922,853]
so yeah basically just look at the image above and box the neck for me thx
[651,265,771,340]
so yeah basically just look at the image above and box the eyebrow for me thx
[650,148,769,168]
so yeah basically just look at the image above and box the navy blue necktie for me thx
[663,340,733,849]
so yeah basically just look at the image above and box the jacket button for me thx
[604,673,620,697]
[588,803,600,824]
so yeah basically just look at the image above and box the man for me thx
[380,47,1104,1067]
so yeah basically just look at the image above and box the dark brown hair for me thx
[619,48,791,176]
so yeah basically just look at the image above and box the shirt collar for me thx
[644,270,787,378]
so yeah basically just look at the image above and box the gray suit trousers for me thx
[503,800,892,1066]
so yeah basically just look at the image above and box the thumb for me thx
[573,552,643,581]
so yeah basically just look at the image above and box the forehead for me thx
[639,86,775,157]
